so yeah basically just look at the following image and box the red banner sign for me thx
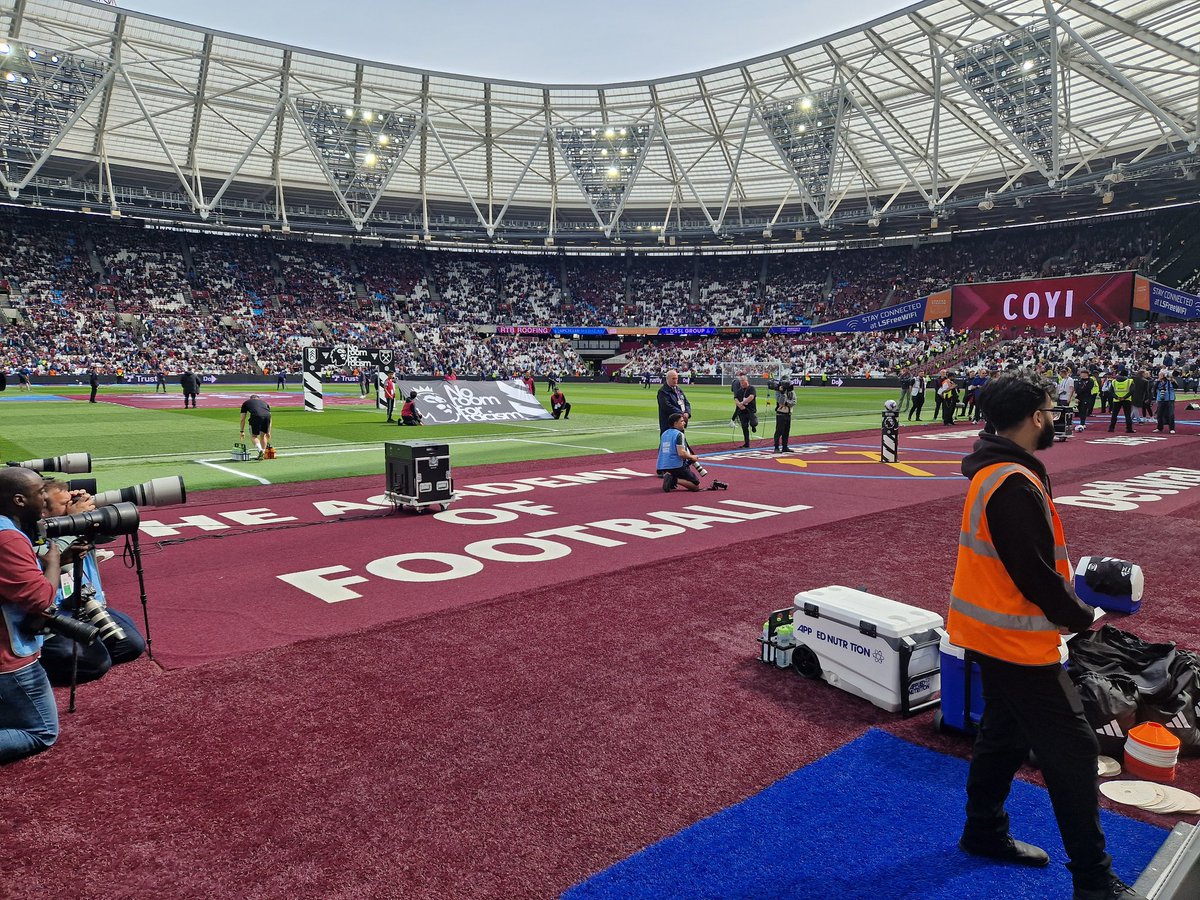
[951,272,1133,329]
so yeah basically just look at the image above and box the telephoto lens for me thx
[6,452,92,474]
[79,597,127,643]
[92,475,186,509]
[693,462,709,478]
[37,501,140,541]
[36,610,101,645]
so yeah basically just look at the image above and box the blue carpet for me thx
[0,394,72,401]
[565,729,1165,900]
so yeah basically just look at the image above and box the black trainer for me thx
[1072,877,1148,900]
[661,473,677,492]
[958,835,1049,868]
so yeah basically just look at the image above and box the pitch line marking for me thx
[195,460,272,484]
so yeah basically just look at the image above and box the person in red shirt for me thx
[0,467,75,763]
[383,373,396,422]
[400,392,423,426]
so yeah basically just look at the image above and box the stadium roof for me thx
[1,0,1198,245]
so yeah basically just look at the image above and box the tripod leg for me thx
[131,534,153,662]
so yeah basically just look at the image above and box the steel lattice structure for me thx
[1,0,1198,245]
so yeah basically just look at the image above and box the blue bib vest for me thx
[657,428,685,470]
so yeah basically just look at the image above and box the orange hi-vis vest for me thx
[947,462,1072,666]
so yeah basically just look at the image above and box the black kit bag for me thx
[1072,671,1140,758]
[1069,625,1200,755]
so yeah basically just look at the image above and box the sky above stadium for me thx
[117,0,913,83]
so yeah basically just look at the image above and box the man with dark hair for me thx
[773,378,796,453]
[733,373,758,448]
[155,367,168,394]
[382,372,396,422]
[656,413,702,493]
[550,386,571,420]
[400,392,423,426]
[1131,369,1152,425]
[1107,368,1134,433]
[0,468,68,763]
[180,368,199,408]
[238,394,273,459]
[88,367,100,404]
[1074,367,1097,429]
[949,371,1146,900]
[656,369,691,435]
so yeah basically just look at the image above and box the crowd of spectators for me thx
[0,205,1195,379]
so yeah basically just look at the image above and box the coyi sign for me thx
[397,379,552,424]
[951,272,1134,329]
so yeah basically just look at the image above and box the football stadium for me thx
[3,0,1200,897]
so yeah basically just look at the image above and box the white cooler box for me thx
[791,586,946,714]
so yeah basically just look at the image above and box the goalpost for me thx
[719,362,791,387]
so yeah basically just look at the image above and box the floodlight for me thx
[378,134,389,145]
[363,152,377,167]
[362,110,373,122]
[607,167,619,178]
[978,196,994,211]
[27,49,36,59]
[604,128,615,139]
[0,42,10,54]
[1102,190,1114,205]
[800,98,812,111]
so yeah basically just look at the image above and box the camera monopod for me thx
[127,530,153,662]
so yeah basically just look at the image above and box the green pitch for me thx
[3,381,921,494]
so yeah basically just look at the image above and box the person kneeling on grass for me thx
[550,387,571,420]
[238,394,273,459]
[656,412,702,493]
[400,392,424,426]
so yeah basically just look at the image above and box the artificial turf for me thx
[5,380,1194,493]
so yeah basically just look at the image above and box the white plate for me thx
[1097,756,1122,777]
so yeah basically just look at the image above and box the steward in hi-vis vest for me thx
[948,450,1090,665]
[948,372,1142,900]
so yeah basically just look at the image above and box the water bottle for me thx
[774,624,795,669]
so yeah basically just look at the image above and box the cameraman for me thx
[36,480,145,686]
[0,468,74,763]
[773,379,796,453]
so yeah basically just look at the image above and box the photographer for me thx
[773,379,796,453]
[656,413,702,493]
[0,468,71,763]
[36,480,145,686]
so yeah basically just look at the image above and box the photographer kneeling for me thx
[0,468,81,763]
[36,479,145,686]
[656,413,703,493]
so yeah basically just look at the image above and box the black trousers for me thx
[965,657,1112,891]
[1076,396,1095,426]
[1107,398,1133,432]
[908,393,924,420]
[552,402,571,419]
[773,411,791,449]
[184,390,197,407]
[89,385,98,402]
[384,397,395,420]
[736,411,754,445]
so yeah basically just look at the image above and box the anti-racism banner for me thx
[396,378,551,424]
[951,272,1134,329]
[1146,281,1200,320]
[809,297,930,333]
